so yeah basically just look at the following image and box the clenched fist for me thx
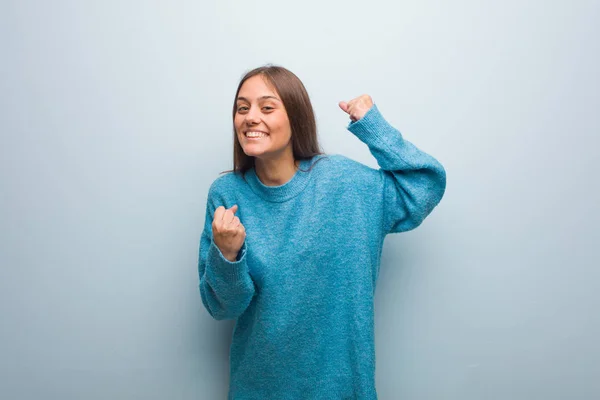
[212,204,246,262]
[338,94,374,122]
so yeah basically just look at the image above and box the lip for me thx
[243,130,270,140]
[243,130,269,134]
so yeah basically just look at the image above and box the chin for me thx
[241,148,264,158]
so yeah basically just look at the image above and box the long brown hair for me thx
[221,64,326,176]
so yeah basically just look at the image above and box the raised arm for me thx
[341,97,447,235]
[198,188,255,320]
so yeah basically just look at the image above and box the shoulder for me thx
[207,171,246,201]
[311,154,381,196]
[318,153,380,180]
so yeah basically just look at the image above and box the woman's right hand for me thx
[212,204,246,262]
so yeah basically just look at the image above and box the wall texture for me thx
[1,1,598,399]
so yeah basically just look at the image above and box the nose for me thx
[244,107,260,125]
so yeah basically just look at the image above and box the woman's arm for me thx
[346,102,447,235]
[198,188,255,320]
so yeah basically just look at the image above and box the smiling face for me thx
[234,75,293,161]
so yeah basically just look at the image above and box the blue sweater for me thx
[198,104,446,399]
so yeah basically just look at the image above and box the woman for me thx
[198,65,446,399]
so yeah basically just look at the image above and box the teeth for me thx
[246,131,267,138]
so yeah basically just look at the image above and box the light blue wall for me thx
[1,1,598,399]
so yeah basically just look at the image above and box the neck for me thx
[254,153,299,186]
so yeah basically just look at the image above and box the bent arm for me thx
[347,104,447,234]
[198,198,255,320]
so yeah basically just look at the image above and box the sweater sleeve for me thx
[347,104,447,235]
[197,187,255,320]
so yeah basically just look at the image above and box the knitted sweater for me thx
[198,104,446,399]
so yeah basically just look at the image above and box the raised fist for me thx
[338,94,374,122]
[212,204,246,262]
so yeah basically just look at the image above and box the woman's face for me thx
[234,75,293,161]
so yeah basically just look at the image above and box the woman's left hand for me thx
[339,94,374,122]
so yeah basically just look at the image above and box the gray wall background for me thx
[1,1,598,399]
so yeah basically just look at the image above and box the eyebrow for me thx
[236,96,281,102]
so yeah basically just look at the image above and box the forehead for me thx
[237,75,279,100]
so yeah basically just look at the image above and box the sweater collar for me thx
[244,156,319,203]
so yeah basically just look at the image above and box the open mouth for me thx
[244,131,269,139]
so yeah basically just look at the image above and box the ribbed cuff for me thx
[346,103,402,148]
[206,239,249,283]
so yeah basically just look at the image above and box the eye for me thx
[263,106,274,111]
[237,106,248,112]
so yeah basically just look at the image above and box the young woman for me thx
[198,65,446,399]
